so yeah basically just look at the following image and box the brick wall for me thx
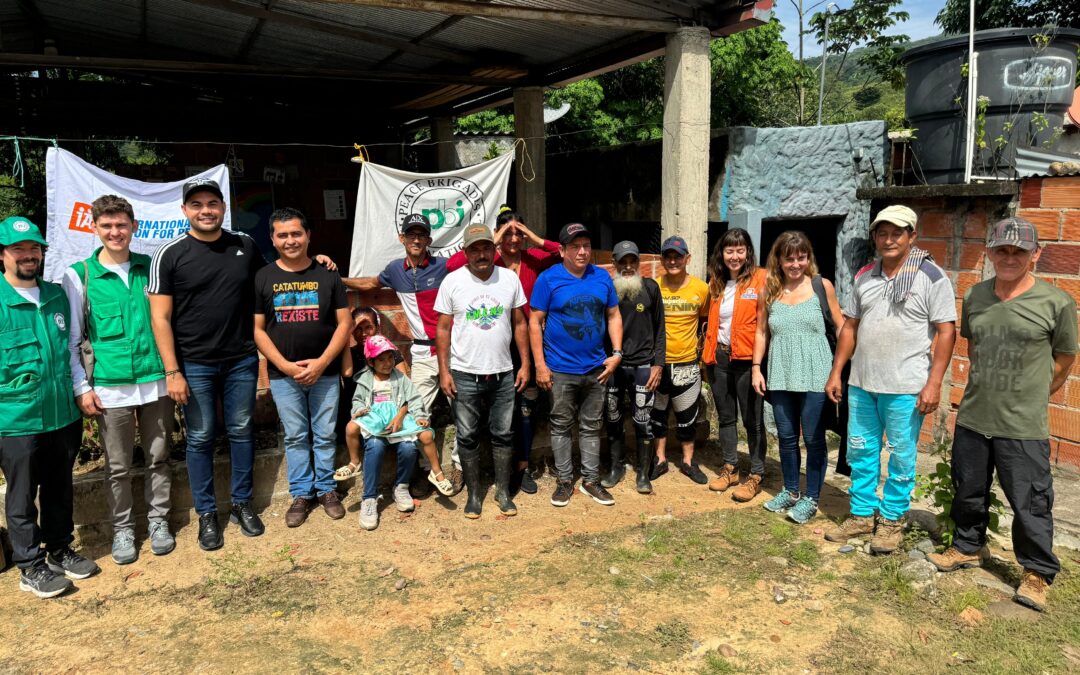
[891,177,1080,468]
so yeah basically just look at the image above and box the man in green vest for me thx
[0,216,100,598]
[63,195,175,566]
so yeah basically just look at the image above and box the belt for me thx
[718,342,731,352]
[452,369,512,383]
[413,338,435,346]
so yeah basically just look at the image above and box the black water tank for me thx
[901,28,1080,184]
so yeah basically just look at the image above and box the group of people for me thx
[0,189,1073,612]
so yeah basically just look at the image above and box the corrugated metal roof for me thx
[1015,146,1080,178]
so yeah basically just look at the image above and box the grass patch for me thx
[701,651,737,674]
[789,540,822,568]
[946,588,990,614]
[653,619,692,649]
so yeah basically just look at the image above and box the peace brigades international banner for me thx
[44,147,231,281]
[349,152,513,278]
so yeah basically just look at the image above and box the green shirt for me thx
[0,276,80,436]
[957,278,1077,439]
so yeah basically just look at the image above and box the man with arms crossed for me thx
[0,216,99,598]
[436,224,531,518]
[64,195,175,565]
[825,205,956,554]
[927,217,1076,611]
[254,208,352,528]
[530,223,623,507]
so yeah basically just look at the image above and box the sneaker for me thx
[19,563,73,599]
[198,512,224,551]
[286,496,313,528]
[763,489,800,513]
[111,528,137,565]
[551,479,574,507]
[787,496,818,525]
[148,520,175,556]
[708,464,739,492]
[359,497,379,530]
[428,470,454,497]
[1015,569,1049,612]
[579,481,615,506]
[229,502,265,537]
[823,514,876,542]
[318,491,346,520]
[46,546,100,580]
[731,474,763,502]
[518,467,538,495]
[393,483,415,512]
[680,462,708,485]
[870,517,904,555]
[926,546,985,572]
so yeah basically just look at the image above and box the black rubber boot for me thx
[601,437,627,488]
[460,448,482,519]
[493,446,518,516]
[636,440,653,494]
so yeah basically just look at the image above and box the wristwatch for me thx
[612,350,624,357]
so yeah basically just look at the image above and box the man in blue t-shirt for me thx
[530,223,623,508]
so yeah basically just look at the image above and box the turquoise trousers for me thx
[847,386,923,522]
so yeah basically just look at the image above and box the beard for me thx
[613,273,644,302]
[15,260,40,281]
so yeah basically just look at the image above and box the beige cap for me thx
[462,223,494,248]
[870,205,918,233]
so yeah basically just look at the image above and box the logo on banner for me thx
[68,202,94,233]
[396,177,486,232]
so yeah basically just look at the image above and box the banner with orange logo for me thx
[348,152,513,278]
[44,148,231,281]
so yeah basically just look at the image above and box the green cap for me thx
[0,216,48,247]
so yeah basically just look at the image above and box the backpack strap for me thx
[811,275,837,352]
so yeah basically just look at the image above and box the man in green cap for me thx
[0,216,100,598]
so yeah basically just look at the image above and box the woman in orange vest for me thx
[703,228,768,501]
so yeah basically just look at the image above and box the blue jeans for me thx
[362,437,418,500]
[452,370,515,454]
[847,386,922,521]
[770,391,828,500]
[183,354,259,515]
[269,375,339,499]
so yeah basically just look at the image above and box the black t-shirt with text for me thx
[148,230,265,364]
[254,260,348,378]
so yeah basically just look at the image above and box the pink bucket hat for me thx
[364,335,403,363]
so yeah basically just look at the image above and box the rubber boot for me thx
[493,446,518,516]
[460,447,482,519]
[601,437,627,488]
[636,440,653,494]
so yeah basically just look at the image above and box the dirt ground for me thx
[2,443,1079,674]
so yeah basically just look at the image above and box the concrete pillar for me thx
[432,117,457,171]
[513,87,546,232]
[661,26,711,278]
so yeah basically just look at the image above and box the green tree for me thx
[936,0,1078,34]
[710,19,809,127]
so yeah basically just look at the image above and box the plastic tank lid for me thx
[900,27,1080,64]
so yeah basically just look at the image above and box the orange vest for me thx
[702,268,766,364]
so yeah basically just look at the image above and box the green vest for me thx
[0,275,80,436]
[74,250,164,387]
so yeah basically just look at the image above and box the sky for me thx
[770,0,949,57]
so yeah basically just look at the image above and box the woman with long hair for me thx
[702,228,768,501]
[752,231,843,524]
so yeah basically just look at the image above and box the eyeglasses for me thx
[402,232,428,241]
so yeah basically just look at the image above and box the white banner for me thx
[44,147,231,281]
[349,152,514,278]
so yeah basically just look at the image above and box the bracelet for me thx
[751,363,761,367]
[165,369,180,377]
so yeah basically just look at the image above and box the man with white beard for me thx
[604,241,665,493]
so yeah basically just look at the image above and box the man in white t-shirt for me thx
[435,224,531,519]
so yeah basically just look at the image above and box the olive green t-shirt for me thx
[956,278,1077,439]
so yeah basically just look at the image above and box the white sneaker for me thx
[393,483,415,512]
[359,498,379,530]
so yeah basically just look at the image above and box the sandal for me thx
[428,470,454,496]
[334,462,361,481]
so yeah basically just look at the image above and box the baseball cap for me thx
[182,177,224,202]
[661,235,690,256]
[462,223,494,248]
[558,222,591,245]
[401,213,431,235]
[987,216,1038,251]
[363,335,404,364]
[870,205,917,233]
[0,216,48,247]
[612,240,640,262]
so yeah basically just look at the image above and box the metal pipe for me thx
[817,3,837,127]
[963,0,976,183]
